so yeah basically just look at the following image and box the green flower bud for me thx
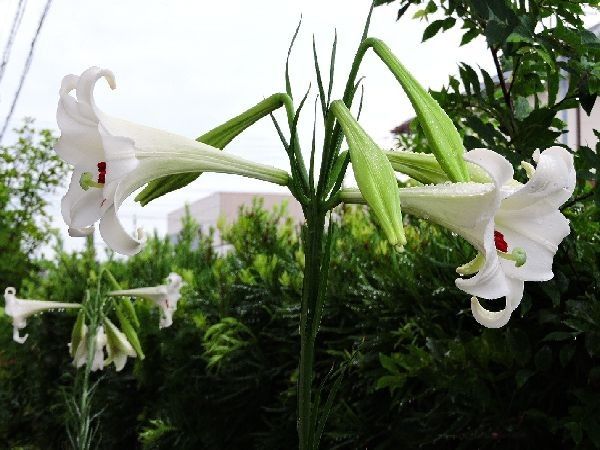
[69,309,86,358]
[364,38,470,182]
[115,304,145,360]
[331,100,405,246]
[386,151,491,185]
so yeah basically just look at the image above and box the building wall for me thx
[167,192,304,250]
[565,104,600,150]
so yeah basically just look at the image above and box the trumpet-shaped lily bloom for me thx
[70,325,107,371]
[341,147,575,327]
[109,272,185,329]
[57,66,290,255]
[103,317,137,371]
[4,287,81,343]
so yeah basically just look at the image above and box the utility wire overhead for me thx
[0,0,52,144]
[0,0,28,91]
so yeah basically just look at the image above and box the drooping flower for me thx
[103,317,137,371]
[463,147,575,327]
[56,66,290,255]
[70,325,107,371]
[3,287,81,343]
[108,272,185,329]
[340,147,575,327]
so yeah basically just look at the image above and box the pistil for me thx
[79,161,107,190]
[79,172,104,190]
[497,247,527,267]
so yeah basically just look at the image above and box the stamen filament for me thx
[457,253,485,275]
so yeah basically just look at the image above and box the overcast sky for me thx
[1,0,597,257]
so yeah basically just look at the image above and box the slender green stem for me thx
[72,288,103,450]
[298,207,326,450]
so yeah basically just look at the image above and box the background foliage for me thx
[0,120,66,290]
[1,0,599,449]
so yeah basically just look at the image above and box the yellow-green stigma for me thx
[79,172,104,191]
[497,247,527,268]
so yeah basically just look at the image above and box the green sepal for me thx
[135,93,294,206]
[331,100,405,246]
[115,304,145,360]
[70,309,86,358]
[366,38,470,182]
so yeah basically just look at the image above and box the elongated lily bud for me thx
[103,317,137,371]
[365,38,469,182]
[136,93,295,206]
[330,100,405,246]
[120,297,140,328]
[69,309,86,358]
[385,151,490,185]
[115,304,145,360]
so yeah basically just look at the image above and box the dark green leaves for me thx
[422,17,456,41]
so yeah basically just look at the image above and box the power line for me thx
[0,0,52,143]
[0,0,28,89]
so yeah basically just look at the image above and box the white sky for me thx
[1,0,596,256]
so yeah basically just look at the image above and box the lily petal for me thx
[471,278,524,328]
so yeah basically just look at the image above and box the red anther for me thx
[494,230,508,253]
[97,161,107,184]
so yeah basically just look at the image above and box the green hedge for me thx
[1,193,598,449]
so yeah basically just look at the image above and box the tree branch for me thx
[492,47,512,111]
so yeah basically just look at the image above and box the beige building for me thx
[167,191,304,250]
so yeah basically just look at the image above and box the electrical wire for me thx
[0,0,52,143]
[0,0,27,90]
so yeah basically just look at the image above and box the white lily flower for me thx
[57,66,290,255]
[465,147,575,327]
[341,147,575,327]
[108,272,185,329]
[103,317,137,371]
[70,325,107,371]
[3,287,81,343]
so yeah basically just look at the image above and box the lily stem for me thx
[298,204,326,450]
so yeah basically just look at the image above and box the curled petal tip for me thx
[13,327,28,344]
[470,296,512,328]
[60,74,80,96]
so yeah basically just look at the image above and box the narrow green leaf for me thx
[327,30,337,108]
[286,16,303,100]
[312,36,328,118]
